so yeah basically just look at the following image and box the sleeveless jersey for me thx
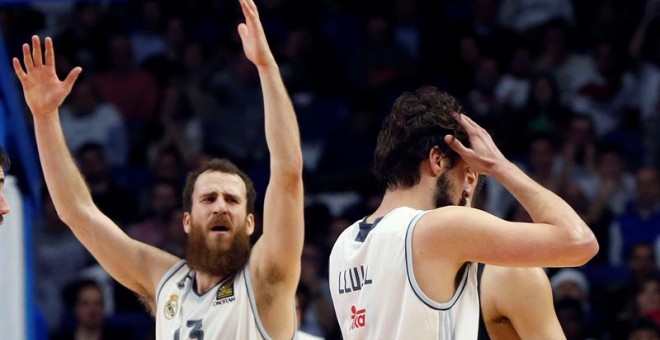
[329,207,480,339]
[156,260,286,339]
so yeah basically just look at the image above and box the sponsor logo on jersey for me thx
[338,265,373,294]
[350,305,366,330]
[213,280,236,306]
[164,294,179,319]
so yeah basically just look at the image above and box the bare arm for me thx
[13,36,178,309]
[421,114,598,267]
[482,266,565,340]
[235,1,303,337]
[238,0,304,288]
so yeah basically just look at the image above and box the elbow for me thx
[568,223,600,266]
[273,154,304,179]
[56,202,96,230]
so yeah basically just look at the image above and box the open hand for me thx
[12,36,81,117]
[237,0,276,68]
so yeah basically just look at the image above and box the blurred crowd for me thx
[3,0,660,339]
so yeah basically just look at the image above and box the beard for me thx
[433,172,467,208]
[185,217,252,278]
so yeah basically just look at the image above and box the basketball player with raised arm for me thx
[13,0,304,338]
[328,87,598,339]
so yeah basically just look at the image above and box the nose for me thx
[212,197,227,214]
[0,194,9,216]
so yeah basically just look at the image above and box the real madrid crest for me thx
[164,293,179,319]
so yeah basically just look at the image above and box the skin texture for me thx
[13,0,303,338]
[480,265,565,339]
[463,188,565,339]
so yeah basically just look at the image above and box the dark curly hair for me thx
[373,86,470,190]
[182,158,256,215]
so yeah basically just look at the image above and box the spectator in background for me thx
[352,15,411,98]
[296,284,325,340]
[145,83,202,168]
[611,166,660,266]
[92,36,159,165]
[497,0,575,34]
[299,243,338,339]
[627,318,660,340]
[535,21,592,107]
[494,45,532,112]
[578,143,635,217]
[571,40,636,137]
[616,276,660,337]
[129,0,166,67]
[555,298,598,340]
[520,73,572,136]
[51,279,132,340]
[76,143,137,225]
[60,79,128,168]
[128,180,180,249]
[607,243,660,337]
[34,191,92,331]
[55,2,108,72]
[551,268,591,304]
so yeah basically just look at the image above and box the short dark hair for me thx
[0,146,10,171]
[182,158,256,215]
[373,86,470,190]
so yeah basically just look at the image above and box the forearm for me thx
[257,63,303,178]
[33,112,96,223]
[492,161,594,242]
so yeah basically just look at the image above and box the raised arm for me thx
[238,0,304,288]
[417,114,597,268]
[12,36,178,309]
[481,266,565,340]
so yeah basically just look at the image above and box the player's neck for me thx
[194,271,226,295]
[370,185,434,222]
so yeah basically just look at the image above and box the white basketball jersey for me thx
[329,207,480,339]
[156,261,288,339]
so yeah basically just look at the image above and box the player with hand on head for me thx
[329,87,598,339]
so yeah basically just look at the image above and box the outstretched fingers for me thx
[31,35,43,67]
[240,0,259,20]
[12,58,27,82]
[22,43,34,73]
[64,67,83,91]
[45,37,55,66]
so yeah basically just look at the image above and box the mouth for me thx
[210,225,230,234]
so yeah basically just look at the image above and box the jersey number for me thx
[174,319,204,340]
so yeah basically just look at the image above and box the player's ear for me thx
[462,168,477,200]
[246,213,255,235]
[428,146,445,176]
[183,212,191,234]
